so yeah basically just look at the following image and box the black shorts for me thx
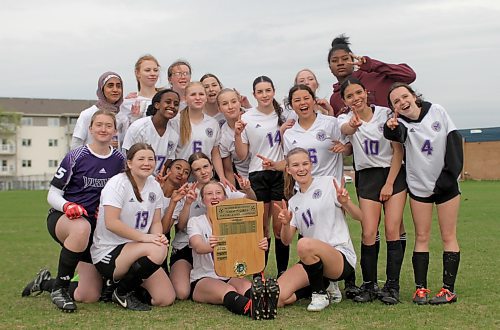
[356,166,407,202]
[409,183,460,205]
[94,244,126,280]
[46,209,94,263]
[169,245,193,268]
[190,277,230,300]
[298,252,354,282]
[249,170,284,203]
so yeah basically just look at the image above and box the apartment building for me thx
[0,97,95,190]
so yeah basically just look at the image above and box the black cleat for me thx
[51,288,77,312]
[378,284,400,305]
[251,276,266,320]
[353,283,377,303]
[100,278,117,303]
[264,278,279,320]
[112,289,151,311]
[344,283,361,299]
[22,269,52,297]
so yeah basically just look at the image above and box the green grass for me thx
[1,181,499,329]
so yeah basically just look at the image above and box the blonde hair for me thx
[179,81,204,146]
[134,54,160,91]
[283,147,310,200]
[89,109,116,129]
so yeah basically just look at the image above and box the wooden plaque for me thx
[208,198,265,277]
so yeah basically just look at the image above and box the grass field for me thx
[1,181,499,329]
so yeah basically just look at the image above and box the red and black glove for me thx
[63,202,88,220]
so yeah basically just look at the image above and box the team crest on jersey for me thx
[148,192,156,203]
[431,121,441,132]
[206,128,214,137]
[218,119,225,127]
[378,124,384,133]
[312,189,322,199]
[316,130,327,141]
[167,141,174,152]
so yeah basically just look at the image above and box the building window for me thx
[22,138,32,147]
[48,117,60,127]
[48,160,58,167]
[48,139,58,147]
[21,117,33,126]
[22,160,32,167]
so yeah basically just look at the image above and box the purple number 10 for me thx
[363,139,379,155]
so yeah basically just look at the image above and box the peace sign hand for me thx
[273,199,292,225]
[347,53,366,68]
[348,110,362,129]
[386,110,399,130]
[234,173,251,190]
[185,183,198,205]
[333,177,349,205]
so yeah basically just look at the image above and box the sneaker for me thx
[326,281,342,303]
[264,277,279,320]
[412,288,430,305]
[353,283,377,303]
[307,292,330,312]
[100,278,117,303]
[344,283,360,299]
[22,269,52,297]
[429,288,457,305]
[251,276,266,320]
[50,288,77,312]
[378,285,400,305]
[112,289,151,311]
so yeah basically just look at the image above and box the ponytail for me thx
[125,168,143,202]
[272,99,284,126]
[179,105,191,146]
[283,171,296,200]
[125,142,156,202]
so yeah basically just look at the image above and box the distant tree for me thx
[0,108,21,136]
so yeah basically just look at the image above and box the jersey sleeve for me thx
[187,216,203,239]
[383,121,407,143]
[360,56,417,84]
[101,177,125,209]
[50,152,75,190]
[433,130,463,194]
[72,111,90,141]
[122,121,141,151]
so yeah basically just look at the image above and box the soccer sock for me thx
[412,251,429,289]
[344,269,356,288]
[302,260,325,294]
[116,256,160,296]
[244,288,252,299]
[54,247,84,290]
[68,281,78,300]
[223,291,251,316]
[41,279,56,292]
[375,231,381,258]
[399,232,407,256]
[294,286,312,300]
[360,243,377,288]
[386,240,403,290]
[442,251,460,292]
[275,238,289,275]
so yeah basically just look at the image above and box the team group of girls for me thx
[22,34,463,316]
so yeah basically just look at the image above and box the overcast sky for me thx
[1,0,499,129]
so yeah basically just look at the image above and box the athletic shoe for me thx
[251,276,266,320]
[378,285,400,305]
[326,281,342,303]
[22,269,52,297]
[112,289,151,311]
[412,288,430,305]
[100,278,117,303]
[307,292,330,312]
[344,283,360,299]
[50,288,77,312]
[429,288,457,305]
[353,283,377,303]
[264,277,279,320]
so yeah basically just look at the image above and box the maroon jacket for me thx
[329,56,416,117]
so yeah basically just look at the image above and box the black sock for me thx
[54,247,84,290]
[41,279,55,292]
[275,238,289,274]
[302,260,325,294]
[360,243,377,288]
[442,251,460,292]
[400,232,407,256]
[386,240,403,290]
[294,286,312,300]
[344,269,356,288]
[244,288,252,299]
[264,237,271,267]
[375,231,381,259]
[223,291,251,316]
[68,281,78,299]
[412,251,429,289]
[116,256,160,296]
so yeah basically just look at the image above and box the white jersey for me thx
[72,105,99,147]
[91,173,163,264]
[241,108,284,173]
[289,176,356,268]
[187,214,229,282]
[117,96,152,145]
[283,113,344,182]
[122,116,179,175]
[339,106,393,171]
[219,122,251,178]
[170,114,221,161]
[398,103,457,198]
[172,186,245,250]
[205,111,226,128]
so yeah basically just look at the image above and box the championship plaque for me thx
[208,198,265,277]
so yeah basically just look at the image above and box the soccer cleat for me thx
[326,281,342,303]
[264,277,279,320]
[112,289,151,311]
[412,288,431,305]
[344,283,361,299]
[378,284,400,305]
[429,288,457,305]
[100,278,117,303]
[251,276,266,320]
[353,283,377,303]
[51,288,77,312]
[307,292,330,312]
[22,268,52,297]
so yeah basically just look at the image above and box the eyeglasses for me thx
[171,71,191,78]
